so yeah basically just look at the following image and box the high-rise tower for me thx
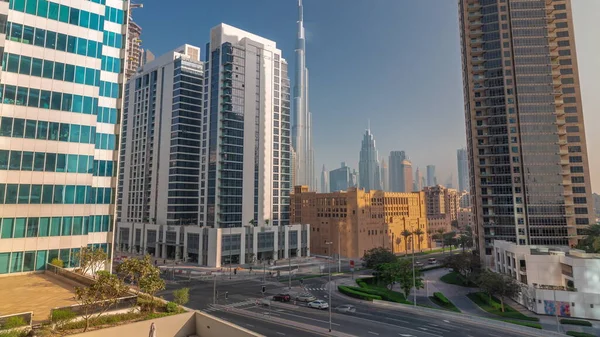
[457,148,469,192]
[292,0,314,191]
[426,165,437,187]
[459,0,594,263]
[320,165,329,193]
[359,128,381,192]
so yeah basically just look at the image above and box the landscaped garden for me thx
[466,292,539,321]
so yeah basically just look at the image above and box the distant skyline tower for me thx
[292,0,315,190]
[414,167,424,192]
[459,0,594,261]
[380,158,389,191]
[359,128,381,191]
[389,151,407,192]
[426,165,436,187]
[320,165,329,193]
[457,148,469,192]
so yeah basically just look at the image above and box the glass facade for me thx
[0,0,126,273]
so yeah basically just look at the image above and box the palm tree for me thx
[436,229,445,253]
[248,219,256,227]
[414,228,424,252]
[265,219,270,226]
[427,229,434,251]
[401,229,412,255]
[395,237,402,254]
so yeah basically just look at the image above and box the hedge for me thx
[338,285,381,301]
[429,292,461,312]
[566,332,596,337]
[353,280,409,303]
[560,319,592,327]
[467,292,539,322]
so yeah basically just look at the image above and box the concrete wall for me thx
[69,311,261,337]
[532,289,600,320]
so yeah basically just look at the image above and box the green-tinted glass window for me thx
[77,38,87,56]
[18,184,30,204]
[21,151,33,170]
[1,219,14,238]
[10,252,23,273]
[69,7,79,25]
[30,185,41,204]
[22,25,33,44]
[34,27,45,47]
[0,184,4,203]
[12,118,24,137]
[69,124,79,142]
[18,55,31,75]
[53,61,64,81]
[48,249,59,263]
[58,5,69,23]
[55,154,66,172]
[31,58,42,77]
[16,87,28,106]
[0,253,10,274]
[50,91,61,110]
[61,93,72,111]
[28,88,40,107]
[0,117,13,136]
[0,150,8,170]
[67,154,77,173]
[4,85,16,104]
[72,216,82,235]
[48,121,59,140]
[35,250,47,271]
[89,13,99,30]
[59,249,70,266]
[50,218,61,236]
[45,153,56,171]
[80,125,90,143]
[64,64,74,82]
[40,90,51,109]
[36,120,48,139]
[59,123,69,142]
[26,217,38,237]
[82,217,89,235]
[70,247,79,268]
[53,185,63,204]
[25,120,36,138]
[39,218,50,237]
[7,54,19,73]
[64,185,75,204]
[42,185,53,204]
[67,35,76,53]
[84,67,94,86]
[5,184,18,204]
[83,96,93,114]
[101,216,109,232]
[72,95,82,112]
[45,30,56,49]
[79,10,89,28]
[87,40,96,58]
[61,217,72,235]
[55,32,66,50]
[75,186,85,204]
[77,155,87,173]
[37,0,48,17]
[9,151,21,170]
[74,66,85,84]
[25,0,38,15]
[33,152,45,171]
[42,60,53,78]
[13,218,26,238]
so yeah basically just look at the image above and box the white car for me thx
[308,300,329,309]
[296,293,317,302]
[336,304,356,313]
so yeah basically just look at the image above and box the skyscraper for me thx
[118,45,203,226]
[459,0,594,261]
[125,3,144,80]
[292,0,315,191]
[380,157,389,191]
[457,148,469,192]
[320,165,329,193]
[0,0,127,274]
[389,151,407,192]
[359,128,381,191]
[200,23,291,228]
[414,167,424,192]
[426,165,436,187]
[329,162,354,192]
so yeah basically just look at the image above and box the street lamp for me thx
[410,235,416,307]
[229,225,233,280]
[325,240,333,332]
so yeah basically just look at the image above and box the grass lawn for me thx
[439,271,477,287]
[560,318,593,327]
[355,278,412,304]
[500,319,542,329]
[467,292,539,322]
[566,332,596,337]
[429,292,461,313]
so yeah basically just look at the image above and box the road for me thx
[159,272,538,337]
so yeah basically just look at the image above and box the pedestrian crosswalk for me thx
[304,287,326,291]
[203,299,257,313]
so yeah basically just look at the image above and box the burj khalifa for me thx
[292,0,315,190]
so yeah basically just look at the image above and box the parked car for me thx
[428,258,437,265]
[308,300,329,309]
[296,293,317,302]
[272,293,291,302]
[336,304,356,313]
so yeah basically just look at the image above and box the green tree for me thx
[443,252,481,285]
[401,230,412,254]
[395,259,424,298]
[414,228,424,252]
[362,247,396,269]
[76,247,108,276]
[427,229,434,251]
[74,271,129,332]
[435,229,445,252]
[173,287,189,306]
[576,224,600,253]
[477,270,521,312]
[50,258,64,268]
[139,269,165,311]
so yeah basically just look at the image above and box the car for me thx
[336,304,356,313]
[414,261,424,268]
[428,258,437,265]
[272,293,291,302]
[308,300,329,309]
[296,293,317,302]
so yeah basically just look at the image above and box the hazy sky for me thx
[136,0,599,192]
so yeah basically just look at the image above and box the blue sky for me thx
[134,0,600,192]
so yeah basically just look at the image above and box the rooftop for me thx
[0,273,77,322]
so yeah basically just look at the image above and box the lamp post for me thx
[229,225,233,279]
[410,236,416,307]
[325,240,333,332]
[337,225,341,273]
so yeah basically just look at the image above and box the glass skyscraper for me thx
[0,0,126,274]
[459,0,594,264]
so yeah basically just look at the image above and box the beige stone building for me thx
[423,185,460,234]
[457,208,474,231]
[291,186,429,259]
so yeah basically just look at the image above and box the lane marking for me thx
[266,309,341,326]
[368,332,379,335]
[245,324,254,328]
[443,320,450,323]
[276,333,286,336]
[383,317,410,324]
[399,335,413,337]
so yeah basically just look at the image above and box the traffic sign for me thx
[350,260,355,268]
[261,285,266,294]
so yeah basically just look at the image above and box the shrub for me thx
[0,331,28,337]
[165,302,179,313]
[467,292,539,321]
[560,319,592,327]
[50,258,64,268]
[51,309,77,325]
[173,288,189,306]
[1,317,27,330]
[566,332,596,337]
[433,292,450,305]
[429,292,460,312]
[338,286,381,301]
[137,294,154,312]
[62,312,142,330]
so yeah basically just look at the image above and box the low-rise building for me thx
[493,240,600,320]
[423,185,459,234]
[291,186,428,259]
[115,223,310,267]
[457,208,474,231]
